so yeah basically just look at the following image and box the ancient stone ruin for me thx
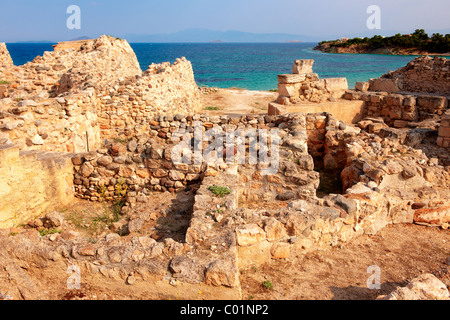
[0,38,449,300]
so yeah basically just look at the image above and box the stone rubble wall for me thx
[72,113,320,208]
[0,37,202,153]
[437,110,450,147]
[0,43,13,69]
[97,58,202,139]
[376,56,450,95]
[344,90,449,127]
[0,111,449,298]
[0,145,75,228]
[0,90,101,153]
[275,60,348,105]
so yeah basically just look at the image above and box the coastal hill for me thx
[124,28,319,43]
[314,29,450,55]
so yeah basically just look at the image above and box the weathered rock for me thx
[236,224,266,246]
[43,212,64,228]
[270,243,290,259]
[264,218,288,242]
[169,256,204,284]
[379,274,450,300]
[205,260,240,288]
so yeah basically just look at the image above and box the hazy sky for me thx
[1,0,449,42]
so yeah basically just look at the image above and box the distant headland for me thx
[314,29,450,56]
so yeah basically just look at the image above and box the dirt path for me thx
[240,224,450,300]
[200,88,277,115]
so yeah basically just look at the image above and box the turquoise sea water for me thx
[5,42,433,90]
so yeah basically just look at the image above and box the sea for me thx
[4,42,433,91]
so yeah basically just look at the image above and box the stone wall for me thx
[0,90,101,153]
[97,58,202,139]
[0,145,74,228]
[344,90,449,127]
[376,56,450,94]
[0,43,13,69]
[186,124,450,271]
[72,113,320,207]
[0,37,201,153]
[438,110,450,147]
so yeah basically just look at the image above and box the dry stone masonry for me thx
[0,38,449,300]
[438,110,450,147]
[0,36,201,153]
[269,59,348,114]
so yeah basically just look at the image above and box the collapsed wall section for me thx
[344,91,449,126]
[0,43,14,69]
[375,56,450,95]
[0,37,201,153]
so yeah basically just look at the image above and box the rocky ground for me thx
[240,223,450,300]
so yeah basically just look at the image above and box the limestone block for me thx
[264,218,288,242]
[270,243,291,259]
[438,126,450,138]
[277,74,306,84]
[417,96,448,111]
[292,59,314,74]
[278,83,299,97]
[236,224,266,246]
[325,78,348,92]
[369,78,402,92]
[355,82,370,91]
[414,206,450,227]
[205,260,240,288]
[268,102,287,116]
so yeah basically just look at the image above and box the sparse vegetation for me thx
[262,280,273,290]
[0,80,10,85]
[39,228,62,237]
[203,106,220,111]
[208,185,231,198]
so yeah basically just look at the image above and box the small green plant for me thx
[39,228,62,237]
[115,177,128,198]
[203,106,220,111]
[9,232,18,237]
[113,137,129,144]
[262,280,273,290]
[0,80,10,85]
[208,185,231,198]
[98,185,108,198]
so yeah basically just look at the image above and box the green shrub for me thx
[208,185,231,198]
[262,280,273,290]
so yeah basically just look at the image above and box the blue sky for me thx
[0,0,449,42]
